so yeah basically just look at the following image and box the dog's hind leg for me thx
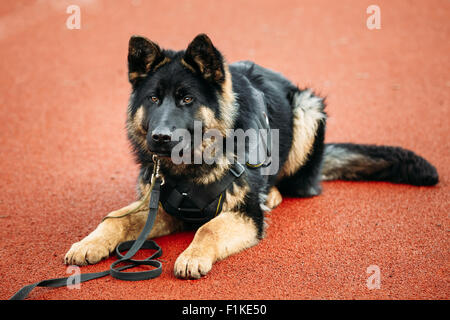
[277,89,327,197]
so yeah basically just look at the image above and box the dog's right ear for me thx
[128,36,164,87]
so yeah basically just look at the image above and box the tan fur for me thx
[193,160,231,185]
[126,104,148,151]
[133,105,146,134]
[193,65,236,136]
[266,186,282,209]
[180,58,196,73]
[191,69,244,186]
[192,56,211,79]
[218,66,236,131]
[196,105,222,133]
[64,198,182,266]
[128,58,168,84]
[173,210,259,279]
[280,90,326,178]
[190,105,235,185]
[129,71,147,82]
[221,182,249,212]
[153,56,171,71]
[189,64,236,133]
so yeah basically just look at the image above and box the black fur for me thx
[322,143,439,186]
[127,34,439,237]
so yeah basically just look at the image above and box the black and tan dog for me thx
[64,34,438,279]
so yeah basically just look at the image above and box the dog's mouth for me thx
[148,147,172,158]
[147,141,175,158]
[153,152,171,158]
[148,139,204,164]
[149,146,183,160]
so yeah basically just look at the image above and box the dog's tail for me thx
[321,143,439,186]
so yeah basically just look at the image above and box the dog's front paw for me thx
[64,237,112,266]
[174,248,213,279]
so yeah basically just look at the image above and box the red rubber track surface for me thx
[0,0,448,299]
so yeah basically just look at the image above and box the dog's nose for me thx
[151,127,172,143]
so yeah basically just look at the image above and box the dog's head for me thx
[126,34,235,165]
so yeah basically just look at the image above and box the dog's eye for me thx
[183,96,194,104]
[149,96,159,103]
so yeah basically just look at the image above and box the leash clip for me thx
[152,155,165,185]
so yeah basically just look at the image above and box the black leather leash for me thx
[10,158,164,300]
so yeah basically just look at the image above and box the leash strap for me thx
[10,176,163,300]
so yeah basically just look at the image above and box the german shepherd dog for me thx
[64,34,439,279]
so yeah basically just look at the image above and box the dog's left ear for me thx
[183,34,225,84]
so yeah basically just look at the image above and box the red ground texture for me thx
[0,0,448,300]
